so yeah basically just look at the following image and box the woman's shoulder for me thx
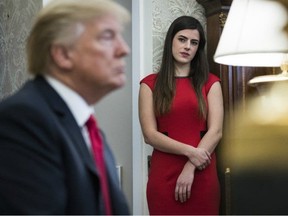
[207,73,220,83]
[141,73,157,82]
[204,73,221,94]
[140,73,158,90]
[140,73,157,83]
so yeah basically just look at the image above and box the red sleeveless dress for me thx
[140,73,220,215]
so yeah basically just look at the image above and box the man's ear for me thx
[50,44,73,69]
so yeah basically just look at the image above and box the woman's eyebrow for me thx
[178,35,188,39]
[178,35,199,42]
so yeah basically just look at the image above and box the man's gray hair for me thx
[26,0,130,75]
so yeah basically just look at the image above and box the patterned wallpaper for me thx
[0,0,42,100]
[152,0,206,72]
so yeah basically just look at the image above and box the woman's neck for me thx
[174,64,190,77]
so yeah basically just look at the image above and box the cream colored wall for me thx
[42,0,50,5]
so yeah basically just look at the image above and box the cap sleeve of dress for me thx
[205,73,221,95]
[139,73,157,91]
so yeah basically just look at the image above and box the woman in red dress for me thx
[139,16,224,215]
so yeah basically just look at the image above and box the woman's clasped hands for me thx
[189,146,211,170]
[175,147,211,203]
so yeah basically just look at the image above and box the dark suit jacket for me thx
[0,76,130,215]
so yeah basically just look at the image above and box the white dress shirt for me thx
[44,75,93,151]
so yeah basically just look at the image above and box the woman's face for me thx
[172,29,200,65]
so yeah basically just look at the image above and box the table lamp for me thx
[215,2,288,214]
[214,0,288,85]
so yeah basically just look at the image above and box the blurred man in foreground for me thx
[0,0,130,214]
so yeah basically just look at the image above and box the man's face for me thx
[67,14,130,104]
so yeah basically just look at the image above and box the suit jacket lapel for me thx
[33,76,98,175]
[33,76,122,198]
[100,131,121,188]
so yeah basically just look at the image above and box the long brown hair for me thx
[153,16,209,119]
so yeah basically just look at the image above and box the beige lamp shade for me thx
[214,0,288,67]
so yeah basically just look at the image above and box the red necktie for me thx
[86,115,112,215]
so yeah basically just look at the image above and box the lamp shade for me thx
[214,0,288,67]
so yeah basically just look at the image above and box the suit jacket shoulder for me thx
[0,76,130,214]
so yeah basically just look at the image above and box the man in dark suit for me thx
[0,0,130,214]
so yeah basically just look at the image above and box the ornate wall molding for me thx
[219,11,228,28]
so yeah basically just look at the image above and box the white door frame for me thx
[132,0,153,214]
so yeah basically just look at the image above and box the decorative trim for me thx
[219,11,228,28]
